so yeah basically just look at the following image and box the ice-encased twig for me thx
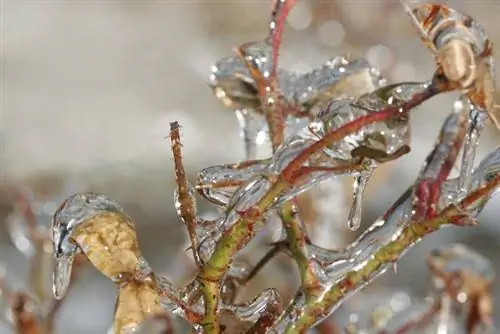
[197,80,438,222]
[272,128,500,334]
[170,121,203,267]
[194,77,444,333]
[273,106,472,331]
[411,95,470,220]
[403,2,500,132]
[209,45,386,159]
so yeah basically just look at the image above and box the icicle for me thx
[458,101,487,195]
[347,165,374,231]
[235,109,269,160]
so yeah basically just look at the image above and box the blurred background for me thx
[1,0,500,333]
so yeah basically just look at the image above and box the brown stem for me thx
[170,121,202,267]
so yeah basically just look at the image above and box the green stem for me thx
[279,203,321,300]
[284,217,445,333]
[196,179,288,333]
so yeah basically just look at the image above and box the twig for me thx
[280,175,500,333]
[170,121,202,267]
[195,89,437,333]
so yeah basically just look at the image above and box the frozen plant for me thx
[2,1,500,333]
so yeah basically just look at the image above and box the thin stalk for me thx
[170,121,202,267]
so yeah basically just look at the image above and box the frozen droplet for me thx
[51,193,127,299]
[235,109,268,160]
[347,169,374,231]
[318,20,345,47]
[52,255,75,300]
[287,1,312,31]
[457,102,487,195]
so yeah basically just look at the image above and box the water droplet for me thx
[347,169,374,231]
[53,255,75,300]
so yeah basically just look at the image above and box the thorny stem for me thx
[170,121,202,267]
[412,101,469,220]
[280,204,320,295]
[195,88,438,333]
[281,81,441,183]
[239,2,337,330]
[281,175,500,333]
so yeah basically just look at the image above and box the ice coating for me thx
[223,288,281,324]
[197,81,434,234]
[196,160,270,207]
[405,3,491,57]
[458,100,487,195]
[272,138,500,330]
[305,81,426,162]
[209,41,386,159]
[51,192,127,300]
[51,192,286,332]
[209,47,385,116]
[50,192,175,334]
[342,146,500,270]
[270,81,429,228]
[52,193,127,258]
[411,95,470,219]
[279,81,428,180]
[403,2,499,131]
